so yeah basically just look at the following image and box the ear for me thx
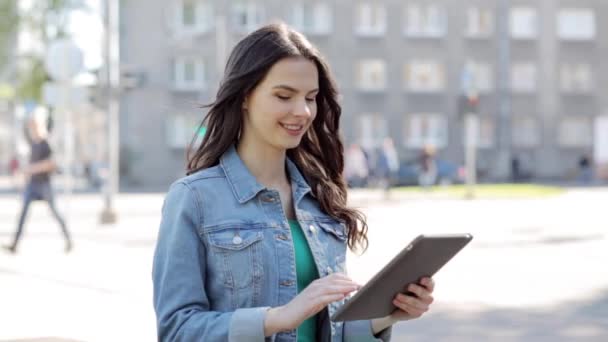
[242,96,249,112]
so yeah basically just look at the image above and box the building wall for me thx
[120,0,606,188]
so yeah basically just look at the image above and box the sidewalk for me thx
[1,189,607,341]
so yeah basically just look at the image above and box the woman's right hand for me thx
[264,273,360,336]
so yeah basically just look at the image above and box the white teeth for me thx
[281,124,303,130]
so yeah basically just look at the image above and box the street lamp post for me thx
[498,0,512,180]
[461,62,479,199]
[100,0,119,224]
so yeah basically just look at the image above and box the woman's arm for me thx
[153,182,270,341]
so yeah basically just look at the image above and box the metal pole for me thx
[498,0,512,180]
[465,113,478,199]
[216,15,227,75]
[100,0,119,224]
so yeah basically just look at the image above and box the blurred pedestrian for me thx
[578,154,594,185]
[9,155,21,190]
[511,156,521,183]
[377,137,399,197]
[418,145,437,188]
[152,22,435,341]
[344,143,369,187]
[3,110,73,254]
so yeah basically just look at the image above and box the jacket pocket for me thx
[206,227,264,289]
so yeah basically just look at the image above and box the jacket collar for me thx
[220,145,312,204]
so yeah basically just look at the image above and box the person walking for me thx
[3,110,73,254]
[152,23,436,341]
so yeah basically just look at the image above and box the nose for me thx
[293,98,313,119]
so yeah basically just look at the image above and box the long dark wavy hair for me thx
[186,22,368,252]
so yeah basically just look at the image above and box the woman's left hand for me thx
[390,277,435,321]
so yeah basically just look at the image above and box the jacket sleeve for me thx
[152,181,271,341]
[343,320,392,342]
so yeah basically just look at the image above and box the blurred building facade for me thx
[118,0,608,188]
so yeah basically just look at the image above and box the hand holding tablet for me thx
[331,234,473,322]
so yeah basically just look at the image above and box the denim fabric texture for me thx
[153,145,392,342]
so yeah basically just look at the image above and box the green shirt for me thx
[288,219,320,342]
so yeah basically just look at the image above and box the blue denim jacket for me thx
[153,145,392,342]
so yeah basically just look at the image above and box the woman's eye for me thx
[277,95,291,101]
[305,97,316,103]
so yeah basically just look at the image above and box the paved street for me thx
[0,187,607,341]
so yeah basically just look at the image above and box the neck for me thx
[236,140,289,190]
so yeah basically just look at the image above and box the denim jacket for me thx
[153,145,392,342]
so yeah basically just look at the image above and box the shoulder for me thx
[165,165,225,202]
[176,165,225,188]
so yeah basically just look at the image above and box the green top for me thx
[288,219,320,342]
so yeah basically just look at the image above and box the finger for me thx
[325,272,354,282]
[395,293,429,311]
[407,284,434,304]
[309,284,359,297]
[313,278,360,289]
[315,277,361,289]
[420,277,435,292]
[317,293,347,306]
[392,298,426,317]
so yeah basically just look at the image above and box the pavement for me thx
[0,187,607,341]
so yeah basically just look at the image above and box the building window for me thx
[560,63,593,94]
[232,1,265,33]
[405,4,447,38]
[290,3,332,35]
[510,7,538,40]
[462,61,493,93]
[355,3,387,36]
[512,116,539,147]
[557,8,596,41]
[356,59,386,91]
[405,61,445,92]
[465,7,493,38]
[510,62,537,93]
[166,113,202,148]
[404,113,448,148]
[558,117,593,147]
[172,58,205,91]
[174,1,214,35]
[175,0,213,34]
[358,113,388,149]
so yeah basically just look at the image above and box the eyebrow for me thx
[272,85,319,94]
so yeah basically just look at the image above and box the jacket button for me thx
[280,280,294,287]
[308,225,316,234]
[232,236,243,245]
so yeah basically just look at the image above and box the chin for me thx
[275,138,302,151]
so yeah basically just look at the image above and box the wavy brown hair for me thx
[186,22,368,252]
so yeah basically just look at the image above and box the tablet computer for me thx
[331,234,473,322]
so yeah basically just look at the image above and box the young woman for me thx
[152,22,435,342]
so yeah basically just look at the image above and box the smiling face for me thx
[240,56,319,154]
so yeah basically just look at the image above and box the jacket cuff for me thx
[344,319,392,342]
[229,307,272,342]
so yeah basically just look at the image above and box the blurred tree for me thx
[0,0,87,102]
[0,1,19,100]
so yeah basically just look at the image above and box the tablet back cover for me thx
[332,234,472,321]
